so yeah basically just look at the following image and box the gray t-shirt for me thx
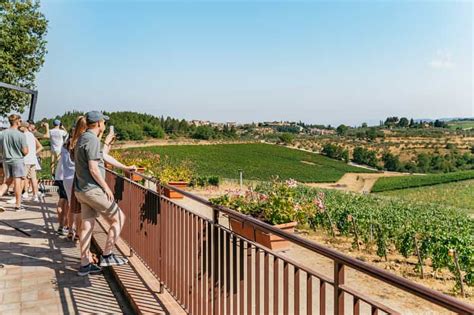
[0,128,28,164]
[74,130,105,192]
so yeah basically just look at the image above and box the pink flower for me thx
[285,178,298,188]
[313,197,325,213]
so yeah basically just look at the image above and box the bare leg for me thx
[13,177,23,208]
[103,208,125,256]
[31,176,39,197]
[80,217,96,266]
[23,178,29,194]
[56,198,66,227]
[0,177,13,197]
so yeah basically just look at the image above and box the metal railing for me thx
[105,169,474,315]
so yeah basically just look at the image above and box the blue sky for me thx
[37,0,472,126]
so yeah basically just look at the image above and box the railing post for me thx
[212,207,219,314]
[128,178,133,258]
[334,261,345,315]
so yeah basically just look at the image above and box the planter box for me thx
[229,218,297,251]
[125,167,146,181]
[163,181,188,199]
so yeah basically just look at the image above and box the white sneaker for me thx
[7,197,17,205]
[37,192,44,198]
[22,192,30,199]
[30,196,40,202]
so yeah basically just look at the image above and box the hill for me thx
[116,143,371,183]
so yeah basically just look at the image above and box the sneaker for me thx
[30,196,40,202]
[22,192,30,199]
[6,197,17,205]
[77,263,102,276]
[37,192,45,198]
[62,227,69,235]
[14,206,25,212]
[99,253,128,267]
[56,226,64,235]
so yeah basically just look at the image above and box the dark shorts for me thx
[55,180,68,200]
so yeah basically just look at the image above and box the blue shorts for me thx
[3,161,26,178]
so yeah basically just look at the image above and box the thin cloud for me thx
[429,50,454,69]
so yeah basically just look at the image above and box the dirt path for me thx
[306,172,408,193]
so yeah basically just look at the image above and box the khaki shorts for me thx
[75,187,120,220]
[25,164,37,180]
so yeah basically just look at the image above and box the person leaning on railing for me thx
[74,111,136,276]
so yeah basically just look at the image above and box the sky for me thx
[36,0,473,126]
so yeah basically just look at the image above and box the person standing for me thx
[74,111,136,276]
[61,116,87,241]
[20,122,43,202]
[0,115,29,211]
[48,119,67,176]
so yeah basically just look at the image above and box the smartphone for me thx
[110,125,114,133]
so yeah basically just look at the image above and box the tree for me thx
[192,125,215,140]
[434,120,447,128]
[384,117,399,127]
[365,127,378,141]
[398,117,409,127]
[382,152,400,171]
[409,118,415,127]
[0,0,48,115]
[336,124,348,135]
[361,122,368,128]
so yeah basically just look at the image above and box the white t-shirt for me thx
[24,131,40,169]
[49,128,67,154]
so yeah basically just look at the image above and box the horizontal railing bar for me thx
[217,220,334,285]
[339,284,401,315]
[109,168,474,314]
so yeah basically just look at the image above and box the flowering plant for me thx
[210,179,312,225]
[110,150,194,184]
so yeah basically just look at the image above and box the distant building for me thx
[190,120,211,126]
[309,128,336,135]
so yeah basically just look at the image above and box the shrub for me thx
[192,125,215,140]
[278,133,295,144]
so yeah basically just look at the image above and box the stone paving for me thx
[0,195,132,314]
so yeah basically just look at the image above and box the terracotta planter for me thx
[255,221,297,251]
[229,218,297,251]
[125,167,146,181]
[164,181,188,199]
[229,218,257,241]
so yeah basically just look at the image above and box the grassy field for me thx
[371,170,474,192]
[120,143,371,182]
[448,120,474,130]
[379,180,474,214]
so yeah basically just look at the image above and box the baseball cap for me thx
[53,119,61,126]
[86,111,109,123]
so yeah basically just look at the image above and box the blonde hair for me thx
[68,116,87,153]
[8,114,21,126]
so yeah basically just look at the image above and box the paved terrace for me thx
[0,194,184,315]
